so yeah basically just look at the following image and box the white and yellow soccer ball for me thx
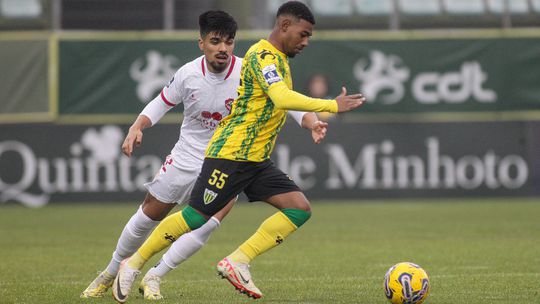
[383,262,430,304]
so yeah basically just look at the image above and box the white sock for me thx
[147,217,220,278]
[105,206,160,276]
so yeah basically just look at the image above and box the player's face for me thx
[283,18,313,58]
[199,32,235,73]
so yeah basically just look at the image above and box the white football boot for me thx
[139,273,164,300]
[80,270,115,298]
[112,259,141,303]
[217,257,262,299]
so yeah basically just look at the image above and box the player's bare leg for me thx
[140,193,178,221]
[218,191,311,299]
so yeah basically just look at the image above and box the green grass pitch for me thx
[0,198,539,303]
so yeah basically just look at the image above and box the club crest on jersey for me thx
[225,98,234,113]
[204,188,218,205]
[262,64,281,85]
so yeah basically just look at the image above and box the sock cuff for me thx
[209,216,221,227]
[181,206,207,230]
[112,251,123,263]
[161,256,178,270]
[281,208,311,228]
[137,205,161,226]
[126,206,160,237]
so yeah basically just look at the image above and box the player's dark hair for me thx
[199,10,237,39]
[276,1,315,25]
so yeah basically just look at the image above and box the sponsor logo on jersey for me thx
[258,50,275,60]
[166,76,174,88]
[201,111,223,121]
[203,188,218,205]
[262,64,281,85]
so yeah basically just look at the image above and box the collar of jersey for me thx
[201,55,236,80]
[259,39,286,58]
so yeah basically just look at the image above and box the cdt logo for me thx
[130,50,181,103]
[353,50,497,105]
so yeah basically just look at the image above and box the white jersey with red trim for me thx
[160,55,241,171]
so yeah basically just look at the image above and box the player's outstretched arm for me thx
[122,115,152,157]
[335,86,366,113]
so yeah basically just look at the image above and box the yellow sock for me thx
[127,252,146,270]
[229,211,297,264]
[127,211,191,270]
[228,248,252,264]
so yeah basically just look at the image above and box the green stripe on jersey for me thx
[262,111,286,159]
[207,55,255,157]
[238,95,274,159]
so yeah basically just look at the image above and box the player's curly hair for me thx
[199,10,237,39]
[277,1,315,25]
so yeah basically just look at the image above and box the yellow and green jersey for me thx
[206,39,337,162]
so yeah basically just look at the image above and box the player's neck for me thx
[267,32,285,55]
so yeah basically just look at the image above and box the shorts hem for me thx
[248,188,302,203]
[144,182,179,205]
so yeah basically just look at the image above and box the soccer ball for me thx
[383,262,430,304]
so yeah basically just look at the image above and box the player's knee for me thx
[141,193,174,221]
[298,202,311,213]
[281,208,311,228]
[290,192,311,212]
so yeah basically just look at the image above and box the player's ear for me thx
[279,17,291,32]
[198,37,204,51]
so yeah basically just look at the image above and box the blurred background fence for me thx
[2,0,540,30]
[1,0,539,207]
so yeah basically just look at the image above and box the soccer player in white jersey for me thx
[81,10,328,301]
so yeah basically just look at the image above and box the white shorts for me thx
[144,155,200,205]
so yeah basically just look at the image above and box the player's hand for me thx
[121,127,143,157]
[310,120,328,144]
[335,87,365,113]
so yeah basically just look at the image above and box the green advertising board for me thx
[0,39,49,121]
[53,31,540,118]
[58,38,255,116]
[292,37,540,114]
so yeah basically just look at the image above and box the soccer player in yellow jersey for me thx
[118,1,364,300]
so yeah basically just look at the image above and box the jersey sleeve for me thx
[250,49,338,113]
[250,50,284,94]
[140,67,187,125]
[268,82,338,113]
[140,94,171,126]
[160,68,186,106]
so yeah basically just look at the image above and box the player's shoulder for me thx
[247,40,280,66]
[234,55,243,66]
[177,55,205,77]
[230,55,243,75]
[169,55,204,85]
[167,56,204,89]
